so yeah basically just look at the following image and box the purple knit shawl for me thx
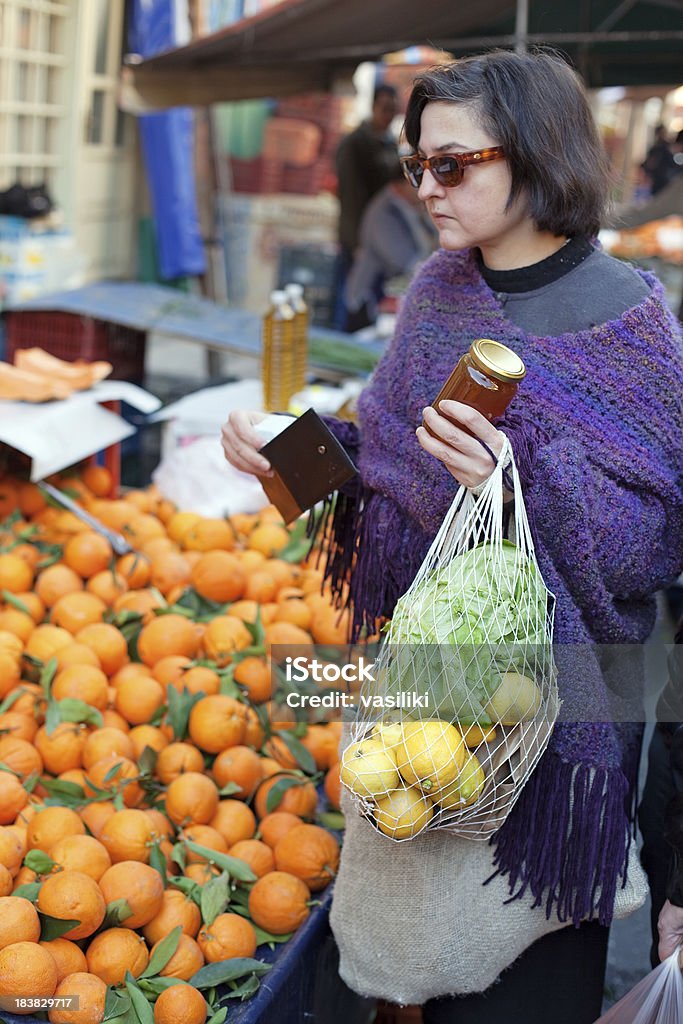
[319,247,683,926]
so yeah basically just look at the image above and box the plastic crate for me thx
[4,310,146,382]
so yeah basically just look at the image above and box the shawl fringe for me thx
[486,752,632,927]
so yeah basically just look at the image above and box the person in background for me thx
[639,620,683,967]
[641,124,676,196]
[334,84,400,328]
[613,130,683,232]
[344,162,438,332]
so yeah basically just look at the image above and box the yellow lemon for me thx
[484,672,542,725]
[396,720,466,794]
[340,738,399,799]
[370,722,404,750]
[373,786,434,839]
[435,754,486,810]
[461,724,497,748]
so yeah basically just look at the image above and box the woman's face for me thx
[416,101,531,259]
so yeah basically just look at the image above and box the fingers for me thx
[656,901,683,962]
[416,425,485,489]
[422,406,480,454]
[220,410,272,477]
[436,400,503,446]
[658,937,676,962]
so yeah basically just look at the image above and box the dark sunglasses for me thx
[400,146,505,188]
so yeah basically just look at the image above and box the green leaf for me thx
[102,898,133,928]
[217,781,242,797]
[206,1009,228,1024]
[317,811,346,831]
[166,685,202,741]
[103,760,125,783]
[241,607,265,650]
[168,875,202,906]
[39,778,86,806]
[139,925,182,979]
[39,912,81,941]
[0,689,24,713]
[182,841,257,882]
[125,976,155,1024]
[170,843,187,871]
[12,882,42,902]
[137,978,186,996]
[39,657,58,698]
[137,745,158,777]
[149,841,168,887]
[103,989,131,1022]
[23,771,39,794]
[2,590,31,615]
[190,958,271,989]
[264,775,307,814]
[200,871,230,926]
[0,761,20,778]
[218,674,243,700]
[274,729,316,775]
[45,699,60,735]
[25,850,56,874]
[277,517,312,564]
[253,924,293,945]
[113,791,125,811]
[224,973,261,1001]
[56,699,103,729]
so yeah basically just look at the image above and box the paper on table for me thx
[0,381,161,481]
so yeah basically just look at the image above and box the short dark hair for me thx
[403,49,610,237]
[373,84,398,105]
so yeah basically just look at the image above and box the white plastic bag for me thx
[152,436,269,517]
[341,436,558,842]
[596,951,683,1022]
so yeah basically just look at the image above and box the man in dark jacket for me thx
[333,84,399,328]
[639,620,683,965]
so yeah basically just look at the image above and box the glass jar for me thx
[427,339,525,431]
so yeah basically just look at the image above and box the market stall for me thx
[3,282,384,383]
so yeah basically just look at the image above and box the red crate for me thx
[229,156,285,194]
[4,310,146,382]
[281,158,331,196]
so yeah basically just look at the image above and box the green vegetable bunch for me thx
[378,541,551,725]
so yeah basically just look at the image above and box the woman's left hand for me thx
[416,400,505,488]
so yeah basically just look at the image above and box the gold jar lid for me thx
[470,339,526,382]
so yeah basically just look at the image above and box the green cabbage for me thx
[381,541,550,724]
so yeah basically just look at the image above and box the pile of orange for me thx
[0,469,350,1020]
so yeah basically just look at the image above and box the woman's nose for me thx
[417,168,444,201]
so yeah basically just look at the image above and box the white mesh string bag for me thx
[340,436,559,842]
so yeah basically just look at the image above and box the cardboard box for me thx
[0,381,161,481]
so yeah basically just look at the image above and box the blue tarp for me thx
[130,0,206,281]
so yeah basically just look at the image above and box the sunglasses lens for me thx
[433,156,463,187]
[402,159,423,188]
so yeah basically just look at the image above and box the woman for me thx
[222,50,683,1023]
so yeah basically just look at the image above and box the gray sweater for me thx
[477,236,650,336]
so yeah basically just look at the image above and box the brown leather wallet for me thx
[257,408,358,524]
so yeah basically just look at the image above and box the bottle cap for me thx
[285,283,304,298]
[470,339,526,382]
[270,290,287,304]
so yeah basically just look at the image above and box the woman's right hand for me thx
[220,410,273,477]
